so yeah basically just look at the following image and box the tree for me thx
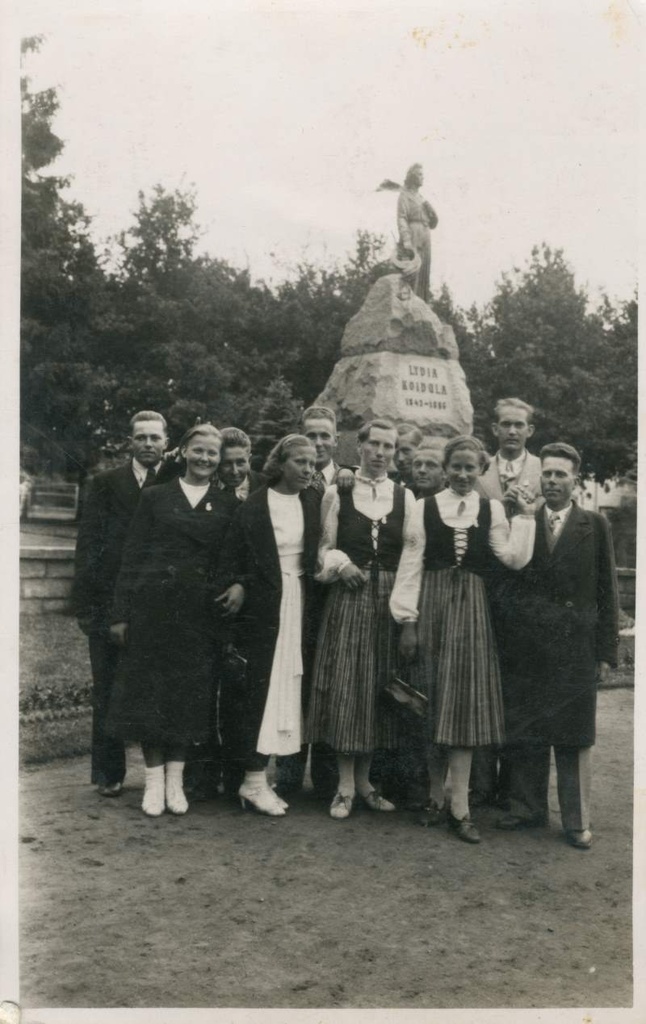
[20,37,111,476]
[269,230,390,403]
[463,245,637,480]
[250,376,303,466]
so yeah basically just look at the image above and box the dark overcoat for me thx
[105,478,238,745]
[496,503,618,747]
[72,459,180,632]
[215,485,322,756]
[73,463,145,632]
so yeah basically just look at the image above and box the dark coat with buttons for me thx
[105,478,238,745]
[72,459,181,634]
[495,503,618,747]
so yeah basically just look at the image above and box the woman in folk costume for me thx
[215,435,322,816]
[107,424,238,817]
[390,435,537,844]
[306,419,417,820]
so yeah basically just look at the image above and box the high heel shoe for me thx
[238,781,286,816]
[272,789,289,810]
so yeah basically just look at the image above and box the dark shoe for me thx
[447,812,480,844]
[469,789,493,809]
[565,829,592,850]
[495,813,546,831]
[418,799,447,827]
[97,781,123,797]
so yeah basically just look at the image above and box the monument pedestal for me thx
[315,274,473,462]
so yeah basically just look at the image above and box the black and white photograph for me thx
[2,0,642,1020]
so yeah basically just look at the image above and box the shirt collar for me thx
[497,450,527,474]
[356,472,389,486]
[446,488,479,510]
[321,461,336,485]
[217,474,250,500]
[545,500,573,523]
[132,458,159,485]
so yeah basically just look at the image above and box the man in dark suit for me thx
[495,442,618,849]
[72,411,169,796]
[301,405,341,494]
[216,427,266,500]
[189,426,266,800]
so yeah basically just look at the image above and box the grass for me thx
[20,614,92,710]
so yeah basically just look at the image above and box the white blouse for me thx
[389,489,536,623]
[316,476,418,583]
[267,489,305,570]
[179,478,211,509]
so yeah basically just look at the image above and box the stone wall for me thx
[19,544,637,619]
[20,546,75,615]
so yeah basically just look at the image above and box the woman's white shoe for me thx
[142,766,165,817]
[239,780,286,816]
[165,761,188,815]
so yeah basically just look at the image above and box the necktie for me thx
[500,461,515,493]
[457,500,466,517]
[548,512,560,534]
[142,467,157,489]
[310,470,326,496]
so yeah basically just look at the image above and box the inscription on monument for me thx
[399,358,449,414]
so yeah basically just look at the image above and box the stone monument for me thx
[315,205,474,462]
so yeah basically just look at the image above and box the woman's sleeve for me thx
[397,191,413,249]
[214,506,254,593]
[488,499,536,570]
[110,491,156,624]
[315,488,351,583]
[390,495,426,623]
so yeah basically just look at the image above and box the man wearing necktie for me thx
[472,397,543,808]
[495,443,618,849]
[476,398,542,513]
[302,405,342,494]
[73,411,169,796]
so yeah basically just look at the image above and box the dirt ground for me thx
[19,688,633,1012]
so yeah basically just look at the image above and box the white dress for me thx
[256,489,305,756]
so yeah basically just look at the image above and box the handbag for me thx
[381,673,428,720]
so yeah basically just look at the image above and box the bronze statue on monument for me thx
[378,163,439,304]
[315,163,471,459]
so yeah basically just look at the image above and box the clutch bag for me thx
[381,674,428,719]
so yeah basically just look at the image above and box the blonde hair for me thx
[263,434,315,484]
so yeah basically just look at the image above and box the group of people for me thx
[73,398,618,850]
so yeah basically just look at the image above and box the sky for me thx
[16,0,641,310]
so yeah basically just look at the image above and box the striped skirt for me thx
[305,570,400,754]
[409,567,504,747]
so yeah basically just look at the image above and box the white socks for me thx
[447,748,473,820]
[165,761,188,815]
[336,754,356,798]
[142,762,188,816]
[354,754,374,799]
[142,765,165,817]
[242,770,267,790]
